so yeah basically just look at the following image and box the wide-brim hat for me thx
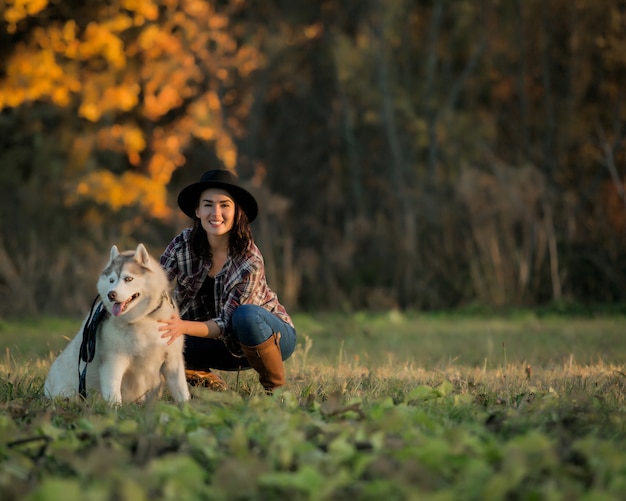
[177,169,258,222]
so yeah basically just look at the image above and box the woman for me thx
[159,169,297,393]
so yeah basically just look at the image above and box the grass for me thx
[2,311,626,499]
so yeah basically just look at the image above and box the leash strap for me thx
[78,295,106,398]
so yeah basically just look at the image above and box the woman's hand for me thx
[159,314,215,344]
[159,313,187,345]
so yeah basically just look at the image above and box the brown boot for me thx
[241,333,285,393]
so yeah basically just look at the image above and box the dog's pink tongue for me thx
[112,303,122,317]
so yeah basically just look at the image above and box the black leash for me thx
[78,295,107,399]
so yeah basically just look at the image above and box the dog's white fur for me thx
[45,243,190,404]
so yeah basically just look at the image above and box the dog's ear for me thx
[135,243,151,267]
[109,245,120,261]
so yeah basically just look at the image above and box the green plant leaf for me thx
[406,385,441,403]
[25,478,83,501]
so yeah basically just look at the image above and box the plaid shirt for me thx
[160,228,294,356]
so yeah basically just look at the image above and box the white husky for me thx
[45,243,190,404]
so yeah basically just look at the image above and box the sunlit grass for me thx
[3,312,626,499]
[3,312,626,402]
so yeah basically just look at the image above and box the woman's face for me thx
[195,188,236,238]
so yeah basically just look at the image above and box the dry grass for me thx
[3,315,626,500]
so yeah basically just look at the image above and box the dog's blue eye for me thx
[109,278,114,283]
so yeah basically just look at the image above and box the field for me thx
[2,311,626,500]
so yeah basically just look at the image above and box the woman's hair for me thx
[190,201,252,260]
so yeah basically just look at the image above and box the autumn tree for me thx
[0,0,266,314]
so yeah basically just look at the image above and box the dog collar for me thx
[148,291,175,317]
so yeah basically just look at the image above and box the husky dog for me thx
[45,243,190,404]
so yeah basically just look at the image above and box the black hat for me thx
[177,169,258,222]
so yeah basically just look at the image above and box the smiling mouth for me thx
[111,293,140,317]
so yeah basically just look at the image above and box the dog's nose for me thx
[108,291,117,301]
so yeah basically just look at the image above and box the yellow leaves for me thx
[79,76,140,122]
[121,0,159,23]
[148,152,182,188]
[216,135,237,169]
[3,0,49,33]
[50,86,72,107]
[122,128,146,165]
[237,45,265,77]
[96,124,146,165]
[142,61,202,120]
[188,96,217,141]
[183,0,212,20]
[137,25,165,55]
[208,14,229,30]
[102,14,134,34]
[62,19,77,44]
[106,82,140,112]
[143,82,184,121]
[78,78,105,122]
[0,16,135,112]
[207,91,221,111]
[80,22,126,69]
[28,18,127,67]
[0,45,79,108]
[1,1,258,219]
[78,103,100,123]
[136,24,204,121]
[148,128,187,185]
[185,91,236,167]
[136,23,185,59]
[22,21,80,58]
[68,169,171,219]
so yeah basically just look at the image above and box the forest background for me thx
[1,0,625,318]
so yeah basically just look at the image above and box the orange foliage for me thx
[96,125,146,166]
[79,22,127,69]
[1,45,80,108]
[0,0,264,220]
[3,0,49,33]
[68,170,171,219]
[121,0,159,22]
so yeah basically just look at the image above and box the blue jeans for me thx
[184,305,297,371]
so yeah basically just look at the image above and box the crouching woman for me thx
[159,169,296,393]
